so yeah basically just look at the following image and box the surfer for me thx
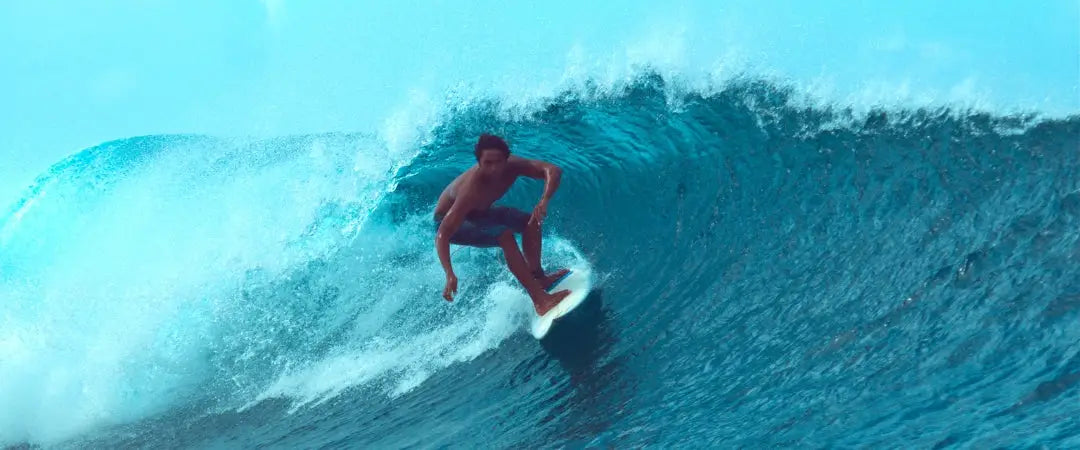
[435,133,571,315]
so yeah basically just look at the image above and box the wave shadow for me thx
[535,289,639,446]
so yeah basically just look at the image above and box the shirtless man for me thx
[434,133,571,315]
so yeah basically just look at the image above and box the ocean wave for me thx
[2,71,1078,447]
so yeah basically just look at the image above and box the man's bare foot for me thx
[535,268,571,291]
[534,289,571,316]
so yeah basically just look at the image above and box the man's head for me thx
[474,133,510,178]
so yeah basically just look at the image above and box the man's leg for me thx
[522,219,543,275]
[497,230,569,315]
[520,216,570,289]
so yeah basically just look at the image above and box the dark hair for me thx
[474,133,510,160]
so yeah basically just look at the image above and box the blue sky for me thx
[1,0,1077,205]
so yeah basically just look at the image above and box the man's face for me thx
[477,149,508,179]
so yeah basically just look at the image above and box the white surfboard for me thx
[529,267,592,339]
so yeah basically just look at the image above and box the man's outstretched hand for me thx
[529,200,548,226]
[443,273,458,301]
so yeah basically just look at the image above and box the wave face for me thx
[2,75,1079,448]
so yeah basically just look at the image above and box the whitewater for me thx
[1,1,1078,448]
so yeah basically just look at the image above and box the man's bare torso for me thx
[434,157,527,218]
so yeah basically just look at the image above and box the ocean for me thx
[3,73,1078,448]
[2,3,1079,448]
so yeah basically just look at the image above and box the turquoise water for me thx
[1,2,1079,448]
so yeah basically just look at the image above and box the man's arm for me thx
[516,157,563,206]
[436,206,466,278]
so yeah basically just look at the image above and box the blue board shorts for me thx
[435,206,531,248]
